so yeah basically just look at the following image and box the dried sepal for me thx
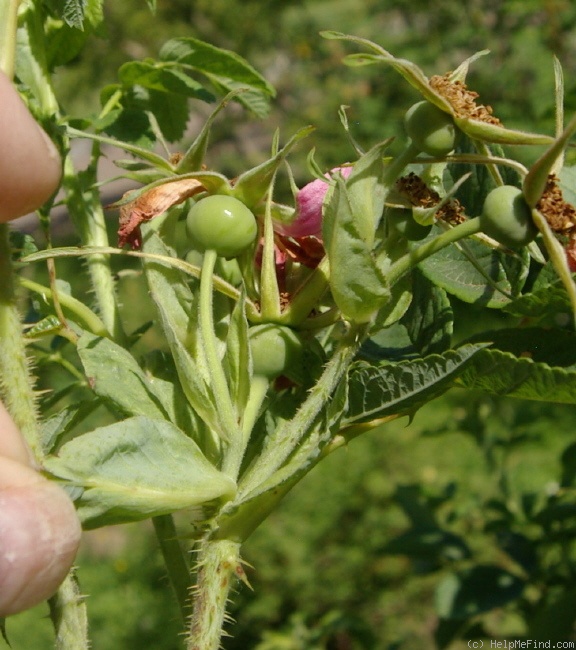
[117,178,205,248]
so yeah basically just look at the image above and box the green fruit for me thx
[480,185,537,248]
[404,101,457,156]
[186,195,258,258]
[386,207,432,241]
[249,324,303,379]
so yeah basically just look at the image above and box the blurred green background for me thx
[6,0,576,648]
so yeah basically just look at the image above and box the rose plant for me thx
[2,3,576,649]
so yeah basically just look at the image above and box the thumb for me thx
[0,455,81,616]
[0,71,62,222]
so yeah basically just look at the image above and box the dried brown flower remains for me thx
[396,172,465,225]
[430,73,502,126]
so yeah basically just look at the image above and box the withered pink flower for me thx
[279,166,352,239]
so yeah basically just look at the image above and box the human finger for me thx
[0,70,62,222]
[0,456,82,616]
[0,400,33,466]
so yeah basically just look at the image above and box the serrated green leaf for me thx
[503,283,573,321]
[45,22,88,68]
[101,107,155,148]
[160,37,275,95]
[323,176,391,323]
[418,227,530,308]
[344,344,487,426]
[205,76,271,118]
[159,37,274,117]
[465,327,576,367]
[118,61,213,101]
[61,0,86,30]
[458,347,576,402]
[401,270,453,355]
[148,89,189,142]
[44,416,237,529]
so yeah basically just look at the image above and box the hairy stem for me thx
[187,538,245,650]
[0,224,42,459]
[48,572,89,650]
[200,249,243,477]
[63,155,126,344]
[386,216,483,286]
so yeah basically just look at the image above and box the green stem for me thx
[241,374,269,444]
[0,224,42,459]
[199,250,242,475]
[187,538,244,650]
[63,156,126,344]
[386,216,483,286]
[20,277,110,337]
[152,515,192,624]
[48,572,89,650]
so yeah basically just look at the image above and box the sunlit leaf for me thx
[44,417,236,529]
[344,344,487,426]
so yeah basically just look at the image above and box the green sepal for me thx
[523,113,576,207]
[321,32,554,147]
[141,229,223,447]
[323,176,390,323]
[223,288,251,418]
[232,126,314,208]
[176,90,249,174]
[345,139,392,246]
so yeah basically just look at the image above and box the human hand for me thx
[0,71,81,616]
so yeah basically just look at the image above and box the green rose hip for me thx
[249,324,303,379]
[404,101,458,156]
[186,195,258,258]
[480,185,537,248]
